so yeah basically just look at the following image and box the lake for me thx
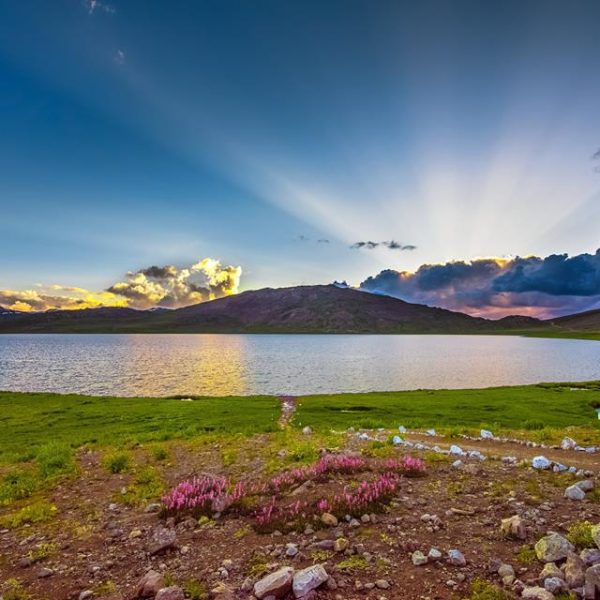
[1,333,600,397]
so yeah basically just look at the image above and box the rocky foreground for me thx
[1,428,600,600]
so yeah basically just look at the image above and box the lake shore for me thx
[1,383,600,599]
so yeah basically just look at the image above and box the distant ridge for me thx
[0,285,551,334]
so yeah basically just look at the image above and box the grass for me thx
[294,381,600,440]
[461,579,510,600]
[102,450,131,474]
[0,500,57,529]
[0,391,280,463]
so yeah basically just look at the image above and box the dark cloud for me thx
[139,265,179,279]
[351,240,416,251]
[359,249,600,319]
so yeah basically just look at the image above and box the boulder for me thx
[155,588,185,600]
[565,485,586,501]
[575,480,595,492]
[292,564,329,598]
[543,578,566,594]
[521,586,555,600]
[254,567,294,599]
[561,437,577,450]
[501,515,527,540]
[564,552,586,588]
[591,524,600,549]
[481,429,494,439]
[535,533,574,563]
[134,570,165,598]
[581,548,600,566]
[585,564,600,599]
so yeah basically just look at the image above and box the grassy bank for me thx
[295,382,600,443]
[0,391,280,463]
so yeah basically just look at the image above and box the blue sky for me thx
[1,0,600,315]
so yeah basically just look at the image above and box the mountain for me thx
[0,306,26,319]
[549,308,600,331]
[0,285,547,334]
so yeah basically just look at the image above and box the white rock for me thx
[302,426,312,435]
[447,549,466,566]
[292,564,329,598]
[521,585,555,600]
[426,429,436,436]
[398,426,407,433]
[565,485,586,501]
[532,456,552,470]
[450,445,464,455]
[561,437,577,450]
[480,429,494,439]
[254,567,294,599]
[392,435,403,445]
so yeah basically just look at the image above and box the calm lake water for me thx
[1,334,600,397]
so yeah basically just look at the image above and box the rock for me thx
[561,437,577,450]
[155,588,185,600]
[585,564,600,599]
[286,543,299,557]
[581,549,600,566]
[392,435,403,445]
[428,548,442,561]
[302,426,312,435]
[412,551,428,565]
[498,564,515,579]
[375,580,390,589]
[148,527,177,555]
[334,538,349,552]
[589,524,600,549]
[292,564,329,598]
[144,502,162,513]
[543,578,566,594]
[535,533,574,562]
[452,460,463,469]
[463,463,483,476]
[79,592,94,600]
[321,513,338,527]
[532,456,552,470]
[450,445,464,455]
[521,586,555,600]
[426,429,436,436]
[37,567,53,578]
[481,429,494,439]
[565,485,586,501]
[254,567,294,599]
[134,570,165,598]
[501,515,527,540]
[576,480,595,492]
[540,563,562,580]
[565,552,586,588]
[241,577,253,592]
[447,549,466,566]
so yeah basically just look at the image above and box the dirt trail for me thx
[403,432,600,470]
[278,395,297,427]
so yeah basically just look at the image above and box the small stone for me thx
[37,567,53,578]
[361,514,371,523]
[576,480,595,492]
[565,485,586,501]
[535,533,574,563]
[581,548,600,566]
[148,527,177,555]
[428,548,442,561]
[447,549,466,566]
[498,564,515,579]
[591,524,600,549]
[302,426,312,435]
[501,515,527,540]
[254,567,294,599]
[375,580,390,589]
[135,570,166,599]
[321,513,338,527]
[129,528,143,539]
[79,592,94,600]
[539,563,562,580]
[412,551,428,566]
[286,543,299,557]
[155,587,185,600]
[292,564,329,598]
[144,502,162,513]
[334,538,349,552]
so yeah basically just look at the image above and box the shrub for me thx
[566,521,594,549]
[184,579,208,600]
[36,442,75,479]
[462,579,509,600]
[2,578,31,600]
[151,446,168,462]
[0,469,37,505]
[103,451,130,474]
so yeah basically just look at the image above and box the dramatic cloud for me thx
[359,249,600,319]
[351,240,416,251]
[1,258,242,312]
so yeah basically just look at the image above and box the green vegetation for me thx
[0,391,280,463]
[461,579,510,600]
[184,579,208,600]
[0,500,57,529]
[337,555,369,570]
[1,579,31,600]
[566,520,595,549]
[515,545,537,565]
[295,381,600,440]
[102,450,131,474]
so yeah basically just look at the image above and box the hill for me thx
[550,307,600,331]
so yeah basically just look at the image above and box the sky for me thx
[1,0,600,318]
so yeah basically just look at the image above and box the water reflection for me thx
[0,333,599,397]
